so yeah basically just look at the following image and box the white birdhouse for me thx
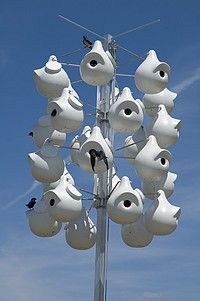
[31,115,66,148]
[33,55,69,98]
[70,126,91,165]
[42,166,75,192]
[135,50,170,94]
[121,214,153,248]
[42,178,61,193]
[124,126,147,162]
[26,200,62,237]
[65,208,96,250]
[142,171,177,200]
[148,105,181,148]
[108,87,144,132]
[47,88,84,133]
[43,177,83,223]
[134,135,171,182]
[80,40,115,86]
[63,167,75,186]
[78,126,113,173]
[144,190,181,235]
[28,139,64,183]
[107,176,143,224]
[143,88,177,117]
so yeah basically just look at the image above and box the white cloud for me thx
[143,291,164,299]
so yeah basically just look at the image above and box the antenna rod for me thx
[58,15,105,40]
[114,18,160,38]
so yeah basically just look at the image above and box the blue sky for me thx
[0,0,200,300]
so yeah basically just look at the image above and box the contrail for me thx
[1,155,72,210]
[173,67,200,93]
[1,181,40,210]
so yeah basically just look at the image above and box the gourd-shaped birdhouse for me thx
[42,178,61,193]
[121,214,153,248]
[70,126,91,165]
[30,115,66,148]
[142,171,177,200]
[42,166,75,192]
[63,166,75,186]
[26,199,62,237]
[144,190,181,235]
[143,88,176,117]
[124,126,147,162]
[28,139,64,183]
[148,105,181,148]
[135,50,170,94]
[43,176,83,223]
[134,135,171,182]
[65,208,97,250]
[33,55,69,98]
[80,40,115,86]
[79,126,113,173]
[107,176,143,224]
[47,88,84,133]
[108,87,144,132]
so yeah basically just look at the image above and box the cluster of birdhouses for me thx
[26,40,181,250]
[26,55,97,250]
[119,49,181,246]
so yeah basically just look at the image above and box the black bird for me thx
[89,149,97,171]
[28,132,33,137]
[89,149,109,171]
[97,150,109,170]
[83,36,93,49]
[26,198,36,209]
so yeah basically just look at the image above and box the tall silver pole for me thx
[94,35,116,301]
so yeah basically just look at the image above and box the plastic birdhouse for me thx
[70,126,91,165]
[33,55,69,98]
[143,88,176,117]
[42,166,75,192]
[63,166,75,186]
[107,176,143,224]
[135,50,170,94]
[121,214,153,248]
[108,87,144,132]
[78,126,113,173]
[31,115,66,148]
[144,190,181,235]
[134,135,171,182]
[47,88,84,133]
[65,208,97,250]
[43,177,83,223]
[80,40,115,86]
[124,126,147,162]
[28,139,64,183]
[42,178,61,193]
[148,105,181,148]
[26,199,62,237]
[142,171,177,200]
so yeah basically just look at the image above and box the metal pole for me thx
[94,35,116,301]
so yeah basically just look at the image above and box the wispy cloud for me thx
[143,291,164,299]
[172,67,200,93]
